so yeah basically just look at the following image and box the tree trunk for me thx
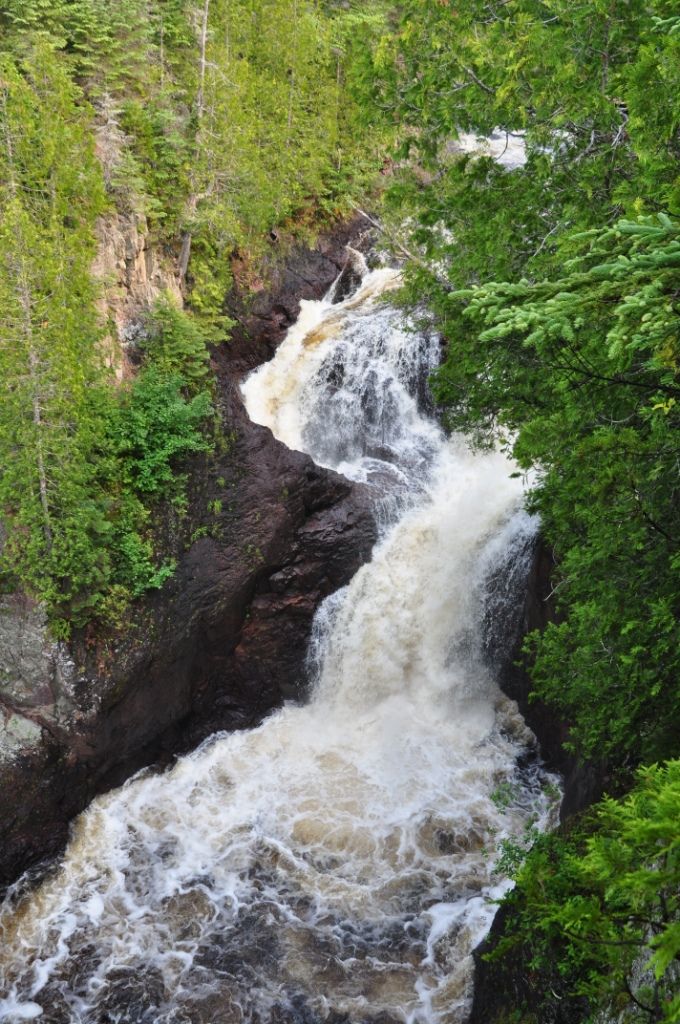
[27,341,53,553]
[286,0,299,145]
[197,0,210,122]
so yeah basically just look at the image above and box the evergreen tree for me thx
[0,47,109,613]
[0,1,388,626]
[381,0,680,766]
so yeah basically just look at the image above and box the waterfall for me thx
[0,265,558,1024]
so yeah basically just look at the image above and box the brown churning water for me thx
[0,265,559,1024]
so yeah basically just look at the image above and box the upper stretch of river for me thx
[0,262,557,1024]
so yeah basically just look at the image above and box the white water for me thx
[0,266,557,1024]
[243,269,442,507]
[451,131,527,170]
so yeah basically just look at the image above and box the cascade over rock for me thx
[1,234,558,1024]
[0,213,590,1024]
[0,216,377,887]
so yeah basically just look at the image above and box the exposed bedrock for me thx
[471,537,608,1024]
[0,216,377,887]
[485,537,605,819]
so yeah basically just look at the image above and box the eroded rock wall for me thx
[469,538,609,1024]
[92,210,183,380]
[0,215,377,886]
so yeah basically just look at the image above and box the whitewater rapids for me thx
[0,264,558,1024]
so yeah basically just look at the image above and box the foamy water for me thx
[0,265,558,1024]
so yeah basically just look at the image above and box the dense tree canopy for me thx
[0,0,391,628]
[432,217,680,766]
[373,4,680,1021]
[376,0,680,765]
[380,0,680,275]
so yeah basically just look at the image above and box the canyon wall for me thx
[0,216,377,886]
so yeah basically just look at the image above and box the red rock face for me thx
[0,216,378,887]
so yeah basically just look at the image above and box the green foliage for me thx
[0,0,158,93]
[429,215,680,765]
[0,0,388,629]
[106,369,212,496]
[496,762,680,1023]
[91,368,212,611]
[19,361,215,629]
[173,0,393,316]
[1,0,393,320]
[142,296,211,389]
[379,0,680,293]
[379,1,680,768]
[0,45,109,616]
[0,46,216,629]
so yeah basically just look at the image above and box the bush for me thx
[494,762,680,1024]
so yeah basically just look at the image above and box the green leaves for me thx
[492,763,680,1022]
[106,369,212,496]
[366,4,680,1020]
[0,0,390,628]
[0,48,218,629]
[142,296,211,389]
[1,0,390,323]
[0,46,109,617]
[383,55,680,1024]
[424,210,680,765]
[450,219,680,763]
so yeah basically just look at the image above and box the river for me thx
[0,262,557,1023]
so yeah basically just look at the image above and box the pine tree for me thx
[0,47,109,611]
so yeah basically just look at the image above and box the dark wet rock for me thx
[0,215,378,888]
[484,536,606,817]
[0,596,56,709]
[469,899,589,1024]
[331,247,367,304]
[470,537,609,1024]
[223,216,375,380]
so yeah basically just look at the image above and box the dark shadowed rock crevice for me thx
[469,894,590,1024]
[486,537,606,819]
[0,215,377,888]
[470,537,609,1024]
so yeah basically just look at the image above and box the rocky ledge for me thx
[0,216,377,887]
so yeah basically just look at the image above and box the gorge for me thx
[0,250,558,1023]
[3,3,679,1020]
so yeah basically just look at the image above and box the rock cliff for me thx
[0,215,377,887]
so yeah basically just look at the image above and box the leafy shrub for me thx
[494,762,680,1024]
[107,368,212,494]
[142,297,212,391]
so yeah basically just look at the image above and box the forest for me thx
[377,2,680,1019]
[0,0,390,632]
[0,1,679,1022]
